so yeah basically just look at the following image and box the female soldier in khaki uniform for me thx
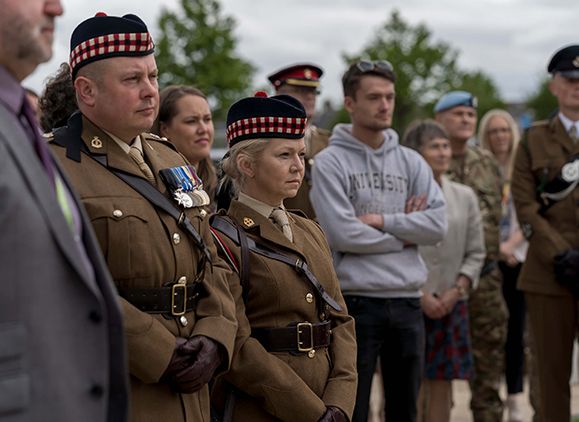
[211,93,357,422]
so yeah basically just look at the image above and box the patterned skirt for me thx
[424,300,473,380]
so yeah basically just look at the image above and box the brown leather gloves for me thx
[162,335,223,394]
[318,406,348,422]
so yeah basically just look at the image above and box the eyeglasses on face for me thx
[355,60,394,73]
[487,127,511,136]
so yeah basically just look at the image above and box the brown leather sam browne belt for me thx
[118,282,203,316]
[251,320,331,353]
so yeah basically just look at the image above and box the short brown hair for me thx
[342,60,397,99]
[153,85,207,134]
[402,119,448,152]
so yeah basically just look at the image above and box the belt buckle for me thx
[297,322,314,352]
[295,258,304,274]
[171,283,188,316]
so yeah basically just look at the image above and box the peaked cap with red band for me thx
[267,63,323,89]
[226,92,307,147]
[69,12,154,78]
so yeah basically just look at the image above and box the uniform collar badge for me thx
[91,136,103,148]
[243,217,255,227]
[159,165,210,208]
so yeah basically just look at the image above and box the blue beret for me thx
[70,12,154,78]
[548,45,579,79]
[434,91,478,113]
[226,92,307,147]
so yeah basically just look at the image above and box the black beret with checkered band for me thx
[70,12,154,78]
[226,92,307,147]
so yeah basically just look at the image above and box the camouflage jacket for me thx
[447,146,502,260]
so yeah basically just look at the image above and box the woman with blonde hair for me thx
[210,92,357,422]
[478,109,529,421]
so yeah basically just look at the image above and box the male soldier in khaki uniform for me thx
[268,63,330,218]
[512,45,579,422]
[48,13,236,422]
[435,91,507,422]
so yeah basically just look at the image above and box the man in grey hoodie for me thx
[310,61,447,422]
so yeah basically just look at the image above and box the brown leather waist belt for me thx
[118,282,202,316]
[251,321,331,353]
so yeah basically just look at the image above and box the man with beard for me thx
[310,60,447,422]
[0,1,128,421]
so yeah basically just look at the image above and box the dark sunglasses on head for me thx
[355,60,394,73]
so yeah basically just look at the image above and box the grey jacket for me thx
[419,176,486,296]
[311,124,447,298]
[0,101,128,421]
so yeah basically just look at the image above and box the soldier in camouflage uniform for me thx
[268,63,330,219]
[435,91,508,422]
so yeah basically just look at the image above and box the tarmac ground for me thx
[369,375,579,421]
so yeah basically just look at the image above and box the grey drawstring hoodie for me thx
[310,123,447,298]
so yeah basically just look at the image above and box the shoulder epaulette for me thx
[476,147,494,160]
[531,119,549,128]
[469,145,494,162]
[287,209,308,219]
[141,132,163,142]
[141,132,178,151]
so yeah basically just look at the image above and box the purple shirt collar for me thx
[0,65,25,116]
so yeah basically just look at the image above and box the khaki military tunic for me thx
[284,125,330,219]
[212,200,357,422]
[447,146,507,422]
[512,116,579,422]
[512,117,579,295]
[49,115,237,422]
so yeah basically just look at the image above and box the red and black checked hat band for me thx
[226,93,307,147]
[70,13,154,77]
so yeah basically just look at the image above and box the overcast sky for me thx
[25,0,578,108]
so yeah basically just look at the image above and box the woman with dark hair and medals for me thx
[210,92,357,422]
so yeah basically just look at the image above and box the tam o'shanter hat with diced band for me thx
[226,92,307,147]
[69,12,154,78]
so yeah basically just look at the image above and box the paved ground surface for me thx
[369,377,579,421]
[451,379,579,421]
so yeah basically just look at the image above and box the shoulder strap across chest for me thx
[52,114,211,263]
[210,214,341,311]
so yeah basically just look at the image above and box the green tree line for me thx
[156,1,555,134]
